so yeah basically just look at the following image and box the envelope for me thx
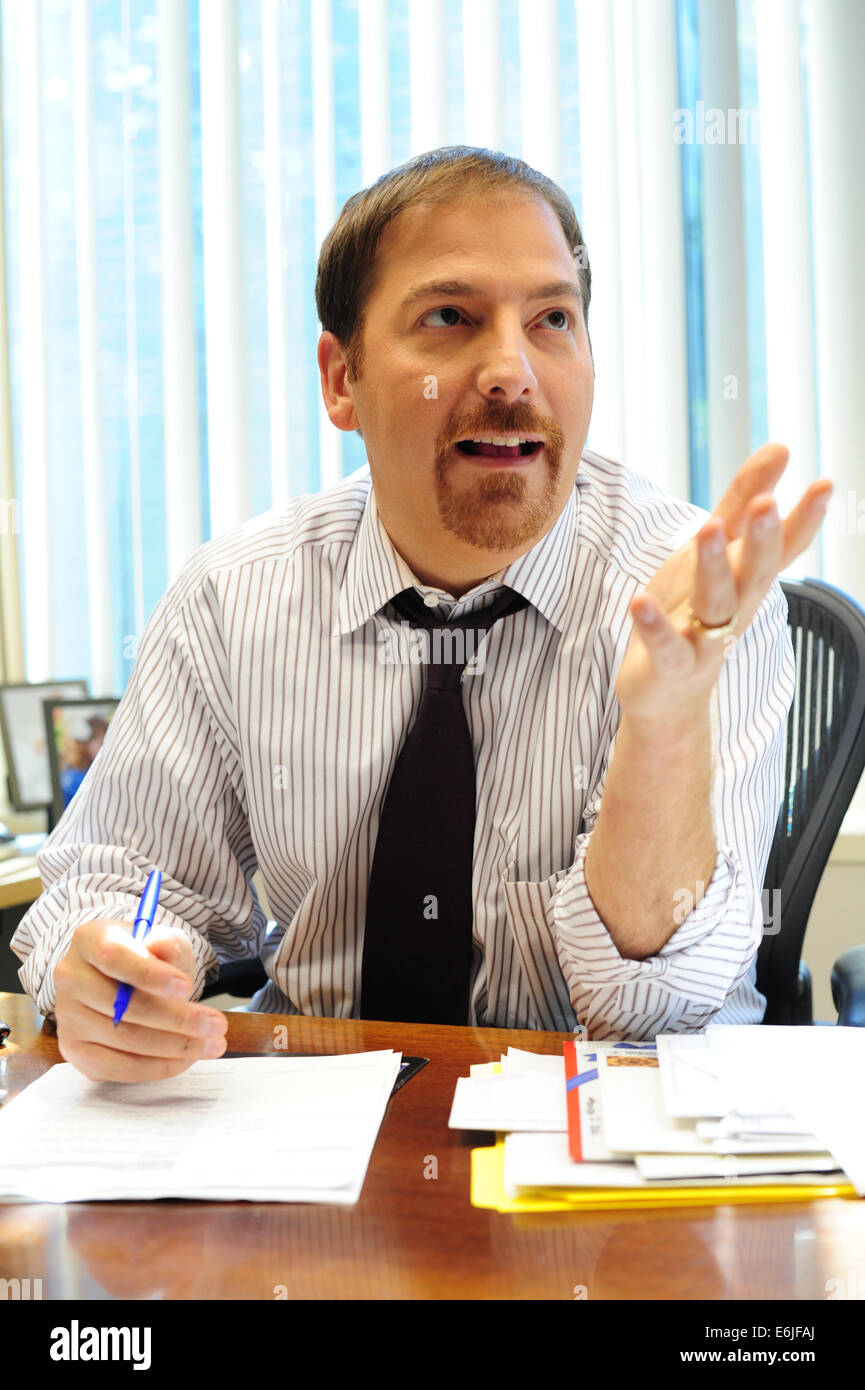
[656,1032,731,1118]
[566,1040,657,1160]
[595,1049,713,1155]
[657,1031,805,1123]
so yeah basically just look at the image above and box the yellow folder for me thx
[470,1137,858,1213]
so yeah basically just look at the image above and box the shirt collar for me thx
[333,466,580,638]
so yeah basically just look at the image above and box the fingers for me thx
[59,953,224,1037]
[54,919,228,1083]
[712,443,790,537]
[776,480,834,570]
[710,442,834,563]
[77,920,192,998]
[630,596,694,674]
[58,995,227,1061]
[145,925,194,972]
[57,1038,214,1084]
[622,454,834,724]
[690,518,739,627]
[694,479,833,629]
[735,496,783,597]
[144,925,198,995]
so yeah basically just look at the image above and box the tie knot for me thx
[385,586,530,689]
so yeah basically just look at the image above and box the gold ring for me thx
[687,606,739,639]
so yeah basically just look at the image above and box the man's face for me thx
[319,189,595,590]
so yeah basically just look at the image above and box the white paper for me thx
[634,1151,841,1181]
[696,1025,865,1191]
[447,1073,567,1132]
[502,1132,843,1196]
[703,1023,831,1113]
[0,1051,401,1204]
[500,1047,566,1078]
[602,1038,844,1159]
[656,1033,731,1117]
[503,1131,644,1195]
[710,1135,832,1155]
[468,1048,564,1082]
[767,1034,865,1196]
[696,1115,819,1140]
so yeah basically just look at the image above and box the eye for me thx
[539,309,573,331]
[420,306,467,328]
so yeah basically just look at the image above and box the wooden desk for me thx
[0,855,41,911]
[1,992,864,1301]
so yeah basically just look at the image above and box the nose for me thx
[473,311,539,403]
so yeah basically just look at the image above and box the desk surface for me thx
[0,855,41,911]
[0,993,863,1301]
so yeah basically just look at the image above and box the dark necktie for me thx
[360,583,530,1024]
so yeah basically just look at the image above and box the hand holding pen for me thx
[52,870,228,1083]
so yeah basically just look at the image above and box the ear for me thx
[317,331,362,433]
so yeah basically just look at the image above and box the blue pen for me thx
[113,869,162,1026]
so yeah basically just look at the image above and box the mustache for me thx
[447,423,544,441]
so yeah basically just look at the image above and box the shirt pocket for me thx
[502,865,580,1032]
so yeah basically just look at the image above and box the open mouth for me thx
[454,440,544,461]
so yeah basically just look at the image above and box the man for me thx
[12,147,831,1081]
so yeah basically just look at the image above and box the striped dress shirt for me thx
[11,449,795,1038]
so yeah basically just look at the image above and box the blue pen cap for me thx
[133,870,162,933]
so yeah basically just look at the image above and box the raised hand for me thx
[615,443,833,724]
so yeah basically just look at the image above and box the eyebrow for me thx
[399,278,584,312]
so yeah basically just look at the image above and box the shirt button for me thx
[423,593,439,608]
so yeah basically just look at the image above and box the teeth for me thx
[466,435,541,447]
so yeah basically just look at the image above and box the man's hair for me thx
[315,145,592,418]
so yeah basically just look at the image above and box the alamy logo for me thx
[673,101,760,144]
[377,621,489,674]
[0,1277,42,1299]
[49,1320,152,1371]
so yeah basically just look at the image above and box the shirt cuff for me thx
[552,833,761,1024]
[12,895,219,1021]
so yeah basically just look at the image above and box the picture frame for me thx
[0,680,90,812]
[42,697,120,826]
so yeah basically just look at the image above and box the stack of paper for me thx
[0,1051,402,1204]
[449,1047,567,1131]
[448,1033,862,1212]
[694,1025,865,1196]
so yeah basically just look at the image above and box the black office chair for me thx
[200,956,268,1000]
[757,578,865,1024]
[199,897,270,999]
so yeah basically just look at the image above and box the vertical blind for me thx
[0,0,862,803]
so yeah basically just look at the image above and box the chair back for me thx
[758,578,865,1022]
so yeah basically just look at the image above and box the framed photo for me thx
[0,680,89,811]
[42,698,120,825]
